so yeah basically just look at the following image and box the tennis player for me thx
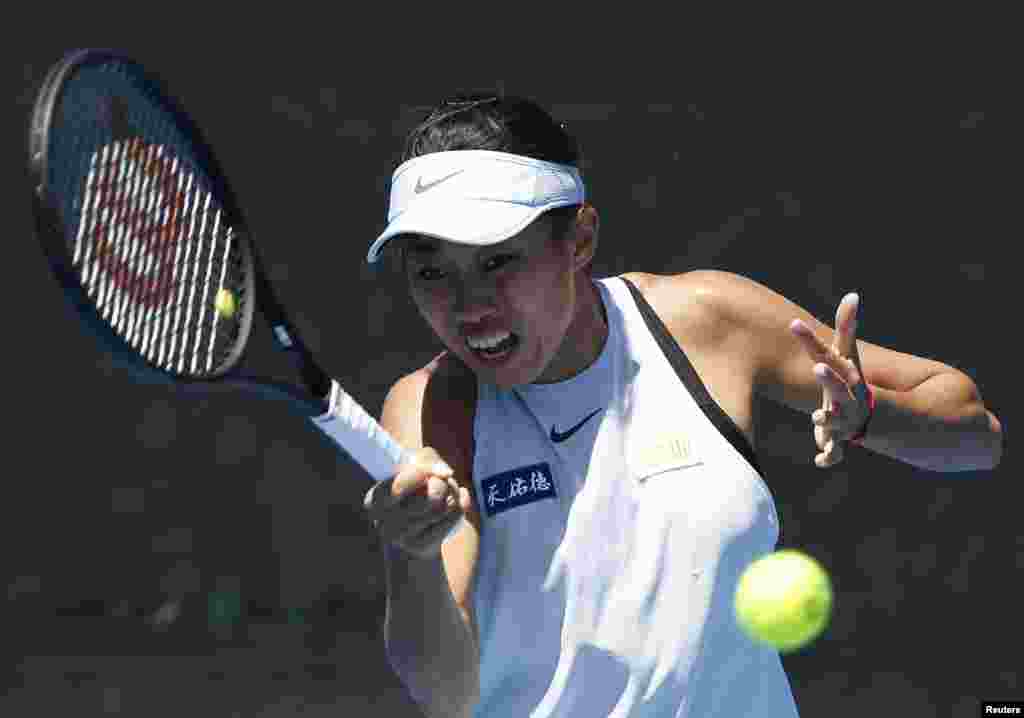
[362,94,1003,718]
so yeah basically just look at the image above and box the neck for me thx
[533,274,607,384]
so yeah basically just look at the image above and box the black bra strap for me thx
[619,276,764,479]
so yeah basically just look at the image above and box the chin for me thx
[459,342,543,389]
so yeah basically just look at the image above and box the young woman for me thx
[361,94,1003,718]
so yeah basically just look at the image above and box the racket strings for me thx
[72,131,246,377]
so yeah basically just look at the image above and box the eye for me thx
[484,254,518,271]
[414,255,517,283]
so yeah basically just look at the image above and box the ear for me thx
[571,203,599,272]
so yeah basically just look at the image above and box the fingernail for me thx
[432,461,454,477]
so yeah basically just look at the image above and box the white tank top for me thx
[468,275,800,717]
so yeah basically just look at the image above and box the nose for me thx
[454,306,499,330]
[451,278,498,325]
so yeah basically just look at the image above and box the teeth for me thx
[467,331,512,350]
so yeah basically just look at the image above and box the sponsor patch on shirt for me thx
[480,462,557,517]
[632,432,702,482]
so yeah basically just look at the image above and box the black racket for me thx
[28,48,409,481]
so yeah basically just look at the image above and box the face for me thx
[402,211,601,389]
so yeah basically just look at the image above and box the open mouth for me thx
[466,332,520,362]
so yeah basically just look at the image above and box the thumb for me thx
[405,447,455,496]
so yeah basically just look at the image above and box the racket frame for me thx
[29,49,332,415]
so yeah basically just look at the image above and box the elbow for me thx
[952,406,1003,472]
[929,403,1003,473]
[987,410,1004,470]
[387,653,479,718]
[965,378,1003,470]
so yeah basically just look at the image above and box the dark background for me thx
[2,11,1017,718]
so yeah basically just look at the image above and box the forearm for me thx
[857,372,1003,473]
[383,544,479,718]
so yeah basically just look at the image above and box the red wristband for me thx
[849,382,876,446]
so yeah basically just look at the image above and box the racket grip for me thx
[309,379,411,482]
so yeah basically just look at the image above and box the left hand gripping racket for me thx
[29,49,409,481]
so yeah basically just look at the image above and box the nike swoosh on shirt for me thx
[550,408,604,443]
[414,170,465,194]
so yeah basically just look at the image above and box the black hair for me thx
[392,90,586,271]
[401,91,581,166]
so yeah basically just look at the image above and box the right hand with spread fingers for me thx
[363,446,472,560]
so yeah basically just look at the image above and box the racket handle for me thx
[309,379,411,482]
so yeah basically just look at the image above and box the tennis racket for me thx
[28,48,409,482]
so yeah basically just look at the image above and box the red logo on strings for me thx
[86,139,189,310]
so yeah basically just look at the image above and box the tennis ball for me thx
[734,549,832,654]
[215,288,236,319]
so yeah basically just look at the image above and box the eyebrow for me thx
[403,238,519,265]
[407,238,439,255]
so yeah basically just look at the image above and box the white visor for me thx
[366,150,586,264]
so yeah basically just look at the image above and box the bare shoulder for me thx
[383,352,479,526]
[619,270,745,347]
[623,268,750,302]
[619,270,761,447]
[620,269,736,308]
[382,354,482,640]
[383,351,476,461]
[421,351,478,437]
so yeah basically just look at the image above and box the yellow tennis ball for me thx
[734,549,833,654]
[215,288,236,319]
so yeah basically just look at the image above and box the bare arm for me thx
[375,370,480,718]
[674,270,1003,471]
[383,543,479,718]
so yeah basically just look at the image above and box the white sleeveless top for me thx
[467,275,800,717]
